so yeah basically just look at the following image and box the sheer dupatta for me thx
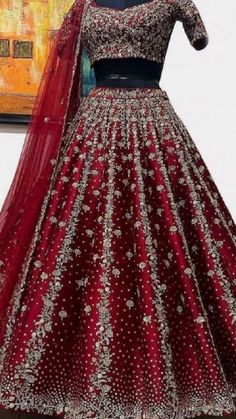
[0,0,87,343]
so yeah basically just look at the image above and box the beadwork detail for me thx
[0,87,236,418]
[81,0,208,66]
[0,0,235,417]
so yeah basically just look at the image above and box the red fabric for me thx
[0,0,235,415]
[0,0,86,343]
[0,86,235,417]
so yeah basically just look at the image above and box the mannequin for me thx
[0,2,210,419]
[94,0,208,88]
[94,0,163,88]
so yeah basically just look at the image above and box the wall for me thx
[162,0,236,220]
[0,125,25,209]
[0,0,236,220]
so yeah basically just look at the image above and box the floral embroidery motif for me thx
[0,1,235,416]
[81,0,208,67]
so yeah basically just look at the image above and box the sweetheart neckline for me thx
[90,0,158,12]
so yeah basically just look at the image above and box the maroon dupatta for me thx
[0,0,87,343]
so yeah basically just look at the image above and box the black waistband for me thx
[93,57,163,87]
[96,75,160,87]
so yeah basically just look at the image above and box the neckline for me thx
[90,0,158,11]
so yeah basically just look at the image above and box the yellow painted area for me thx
[0,0,74,115]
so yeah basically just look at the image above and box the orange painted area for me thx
[0,0,74,115]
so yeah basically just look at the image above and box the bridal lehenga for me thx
[0,0,236,418]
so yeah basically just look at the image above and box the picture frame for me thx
[0,1,96,124]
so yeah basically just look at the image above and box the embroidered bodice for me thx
[81,0,208,67]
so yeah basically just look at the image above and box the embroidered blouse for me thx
[81,0,209,67]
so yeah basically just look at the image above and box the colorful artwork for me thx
[0,0,95,119]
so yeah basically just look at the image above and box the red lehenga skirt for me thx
[0,86,236,419]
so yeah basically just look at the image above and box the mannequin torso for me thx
[96,0,151,7]
[94,0,208,88]
[93,0,163,88]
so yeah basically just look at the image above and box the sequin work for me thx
[81,0,208,66]
[0,86,236,418]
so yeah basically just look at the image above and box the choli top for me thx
[81,0,208,67]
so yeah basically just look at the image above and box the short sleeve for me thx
[175,0,209,49]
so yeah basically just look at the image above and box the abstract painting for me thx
[0,0,95,122]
